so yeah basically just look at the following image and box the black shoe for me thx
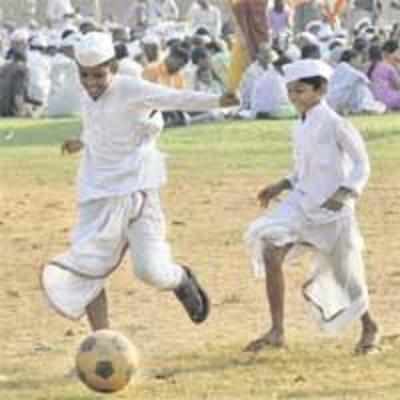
[174,266,210,324]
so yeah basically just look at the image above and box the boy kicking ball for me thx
[41,32,238,332]
[244,59,380,355]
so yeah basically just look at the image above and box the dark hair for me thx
[382,39,399,54]
[367,44,383,78]
[273,54,291,74]
[340,49,357,63]
[298,76,327,90]
[301,44,321,60]
[191,47,208,65]
[352,37,368,52]
[61,29,76,40]
[114,43,128,60]
[195,27,211,37]
[169,46,190,65]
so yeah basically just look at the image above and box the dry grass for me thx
[1,116,400,399]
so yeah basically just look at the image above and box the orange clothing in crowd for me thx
[143,62,185,89]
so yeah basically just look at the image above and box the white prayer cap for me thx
[296,31,319,46]
[317,25,334,41]
[141,34,160,46]
[11,28,29,42]
[61,32,81,48]
[75,31,115,67]
[283,59,333,84]
[354,17,371,33]
[306,20,323,34]
[334,28,348,39]
[30,33,47,48]
[285,44,301,61]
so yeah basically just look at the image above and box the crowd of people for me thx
[0,0,399,123]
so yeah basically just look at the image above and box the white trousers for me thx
[245,190,369,334]
[41,190,184,320]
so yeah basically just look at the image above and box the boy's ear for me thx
[319,82,328,96]
[111,60,119,74]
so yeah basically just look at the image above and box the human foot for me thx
[243,329,286,353]
[355,324,381,355]
[174,266,210,324]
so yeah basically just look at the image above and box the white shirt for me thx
[148,0,179,24]
[187,3,222,37]
[288,101,370,216]
[48,53,81,117]
[78,75,220,203]
[27,49,51,105]
[239,61,266,110]
[251,66,290,116]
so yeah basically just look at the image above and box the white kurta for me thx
[27,50,51,106]
[48,53,81,117]
[78,75,220,204]
[250,66,293,117]
[42,75,220,319]
[246,101,371,334]
[239,61,266,111]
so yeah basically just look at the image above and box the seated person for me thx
[249,54,296,119]
[369,40,400,111]
[327,49,386,115]
[143,45,191,126]
[238,43,274,112]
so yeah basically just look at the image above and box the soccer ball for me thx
[76,330,139,393]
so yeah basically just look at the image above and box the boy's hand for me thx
[219,92,240,108]
[321,187,355,211]
[257,183,284,208]
[61,139,83,155]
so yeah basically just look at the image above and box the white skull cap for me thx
[283,59,333,84]
[75,31,115,67]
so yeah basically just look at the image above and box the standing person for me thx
[187,0,223,38]
[0,50,33,117]
[41,32,238,331]
[244,59,380,354]
[267,0,292,38]
[292,0,323,34]
[225,0,269,91]
[346,0,382,28]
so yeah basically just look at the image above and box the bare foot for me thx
[355,324,381,355]
[243,329,286,353]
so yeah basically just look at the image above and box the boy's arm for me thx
[334,119,370,197]
[128,79,239,112]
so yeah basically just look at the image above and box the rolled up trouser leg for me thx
[128,190,184,290]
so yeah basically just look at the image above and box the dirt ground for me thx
[1,124,400,399]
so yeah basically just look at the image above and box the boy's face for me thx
[78,63,114,100]
[287,80,325,115]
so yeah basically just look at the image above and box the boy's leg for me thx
[86,289,110,331]
[244,243,292,352]
[128,191,210,324]
[355,311,380,354]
